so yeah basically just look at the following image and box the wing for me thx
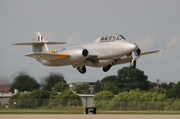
[141,49,165,56]
[25,52,70,61]
[12,41,66,46]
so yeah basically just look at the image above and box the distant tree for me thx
[9,89,51,108]
[160,82,169,90]
[149,88,167,94]
[100,75,119,94]
[10,72,39,92]
[9,93,20,106]
[54,82,69,92]
[74,83,90,94]
[150,82,157,89]
[94,80,102,93]
[29,89,51,99]
[94,91,114,101]
[167,81,180,98]
[167,82,175,90]
[48,89,82,107]
[116,67,150,92]
[101,75,117,82]
[9,89,51,100]
[59,89,81,100]
[113,89,167,102]
[43,72,67,91]
[150,81,174,90]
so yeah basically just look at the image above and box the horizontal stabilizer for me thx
[25,52,70,61]
[12,41,66,46]
[141,49,165,56]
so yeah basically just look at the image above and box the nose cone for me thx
[128,42,138,51]
[123,41,138,53]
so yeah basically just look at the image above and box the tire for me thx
[102,65,112,72]
[130,60,136,68]
[77,66,86,74]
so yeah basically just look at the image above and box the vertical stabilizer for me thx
[12,31,66,53]
[32,31,45,42]
[32,31,49,52]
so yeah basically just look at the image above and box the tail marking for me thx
[38,36,44,42]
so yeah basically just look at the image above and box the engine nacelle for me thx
[41,48,89,66]
[65,48,88,63]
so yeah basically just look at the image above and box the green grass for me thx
[97,111,180,114]
[0,109,83,114]
[0,108,180,114]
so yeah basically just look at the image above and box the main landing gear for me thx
[102,64,112,72]
[77,66,86,74]
[102,59,117,72]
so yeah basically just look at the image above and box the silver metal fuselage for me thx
[40,40,138,68]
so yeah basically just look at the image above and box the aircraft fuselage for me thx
[13,32,160,74]
[40,39,138,68]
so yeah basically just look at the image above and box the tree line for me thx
[9,72,82,108]
[9,67,180,106]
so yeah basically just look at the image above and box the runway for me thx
[0,114,180,119]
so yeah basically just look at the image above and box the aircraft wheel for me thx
[130,60,136,68]
[77,66,86,74]
[103,65,112,72]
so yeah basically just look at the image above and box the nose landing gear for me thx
[130,50,139,68]
[130,60,136,68]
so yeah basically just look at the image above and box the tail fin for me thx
[33,31,44,42]
[32,31,49,52]
[12,31,66,53]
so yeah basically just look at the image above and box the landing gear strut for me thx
[130,60,136,68]
[77,66,86,74]
[130,50,138,68]
[102,65,112,72]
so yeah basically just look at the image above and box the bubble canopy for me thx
[95,34,126,42]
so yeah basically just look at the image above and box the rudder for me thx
[32,31,49,52]
[12,31,66,53]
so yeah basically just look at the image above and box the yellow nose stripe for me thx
[141,52,146,55]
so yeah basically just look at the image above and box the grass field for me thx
[0,108,180,114]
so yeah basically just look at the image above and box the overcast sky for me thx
[0,0,180,84]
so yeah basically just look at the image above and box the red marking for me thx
[41,36,44,41]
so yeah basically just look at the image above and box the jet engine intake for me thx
[137,48,141,56]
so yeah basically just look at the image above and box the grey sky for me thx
[0,0,180,83]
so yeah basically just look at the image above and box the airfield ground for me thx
[0,114,180,119]
[0,109,180,119]
[0,109,180,114]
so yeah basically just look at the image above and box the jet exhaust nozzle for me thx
[82,49,88,57]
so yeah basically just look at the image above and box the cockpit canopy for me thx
[95,34,126,42]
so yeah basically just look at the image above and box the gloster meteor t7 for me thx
[13,31,161,74]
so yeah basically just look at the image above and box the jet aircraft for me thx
[13,31,161,74]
